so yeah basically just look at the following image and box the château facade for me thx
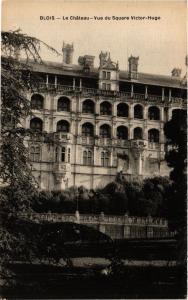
[24,43,187,190]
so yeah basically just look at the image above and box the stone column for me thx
[43,116,50,132]
[54,75,57,88]
[145,85,148,99]
[46,74,49,87]
[160,107,164,122]
[130,105,134,119]
[131,84,134,98]
[95,120,99,136]
[79,78,82,91]
[143,106,147,119]
[169,89,171,102]
[73,78,75,90]
[162,88,165,101]
[138,153,142,175]
[129,125,133,139]
[95,101,100,115]
[112,122,116,139]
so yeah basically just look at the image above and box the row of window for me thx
[31,94,161,120]
[30,118,160,142]
[30,146,118,167]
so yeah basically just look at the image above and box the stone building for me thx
[24,43,187,190]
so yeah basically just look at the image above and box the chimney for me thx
[128,55,139,79]
[62,42,74,64]
[78,55,95,69]
[171,68,181,79]
[99,51,108,67]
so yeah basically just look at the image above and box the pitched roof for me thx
[27,59,187,89]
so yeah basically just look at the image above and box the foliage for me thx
[0,30,61,274]
[31,176,171,217]
[164,110,187,232]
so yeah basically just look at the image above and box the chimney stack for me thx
[171,68,181,79]
[62,42,74,64]
[128,55,139,79]
[78,55,95,69]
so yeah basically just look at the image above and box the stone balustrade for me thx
[35,83,185,105]
[19,212,175,239]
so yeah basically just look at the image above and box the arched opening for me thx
[30,117,43,132]
[82,99,95,114]
[148,129,159,143]
[133,127,143,139]
[100,124,111,138]
[100,101,112,115]
[134,104,143,119]
[148,106,160,120]
[82,123,94,137]
[117,126,128,140]
[117,103,129,117]
[31,94,44,110]
[56,120,70,132]
[57,97,70,112]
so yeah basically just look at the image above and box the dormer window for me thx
[102,71,111,80]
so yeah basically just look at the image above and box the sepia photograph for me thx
[0,0,187,298]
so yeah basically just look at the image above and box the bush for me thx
[31,176,171,217]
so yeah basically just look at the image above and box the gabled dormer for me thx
[98,51,119,91]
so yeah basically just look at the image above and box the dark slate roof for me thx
[27,59,187,89]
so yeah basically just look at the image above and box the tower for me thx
[128,55,139,79]
[62,42,74,64]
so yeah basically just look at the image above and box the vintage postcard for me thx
[1,0,187,299]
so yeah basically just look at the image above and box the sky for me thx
[2,0,187,76]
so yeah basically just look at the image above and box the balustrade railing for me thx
[148,142,160,150]
[20,212,168,227]
[34,83,185,104]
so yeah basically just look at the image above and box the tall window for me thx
[55,147,59,162]
[82,123,94,137]
[102,71,106,79]
[100,101,112,115]
[101,151,110,167]
[30,145,40,162]
[100,124,111,138]
[148,129,159,143]
[117,126,128,140]
[82,99,95,114]
[61,147,66,162]
[56,120,70,132]
[31,94,44,110]
[57,97,70,111]
[148,106,160,120]
[101,82,111,90]
[117,103,129,117]
[68,148,71,163]
[30,117,43,132]
[83,150,93,166]
[106,84,111,91]
[134,104,143,119]
[133,127,143,139]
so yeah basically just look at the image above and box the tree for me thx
[164,109,187,264]
[164,110,187,232]
[0,30,60,276]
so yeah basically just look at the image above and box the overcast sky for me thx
[2,0,187,76]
